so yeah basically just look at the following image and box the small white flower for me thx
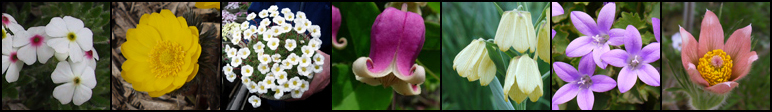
[225,44,233,53]
[225,72,236,82]
[238,47,250,59]
[266,38,280,50]
[281,8,292,14]
[248,95,261,108]
[300,45,315,58]
[313,53,325,65]
[240,21,250,30]
[241,76,251,86]
[281,59,293,70]
[270,11,279,17]
[223,64,234,75]
[269,26,282,37]
[262,30,274,40]
[259,10,269,18]
[3,48,24,82]
[671,32,683,52]
[247,81,259,93]
[275,71,288,85]
[296,11,306,20]
[230,57,242,67]
[302,19,312,28]
[263,76,276,88]
[257,81,269,94]
[279,81,292,92]
[273,16,286,26]
[291,89,303,98]
[307,72,314,79]
[308,25,321,38]
[241,65,254,77]
[244,31,254,41]
[288,77,301,90]
[45,16,93,62]
[256,25,267,35]
[284,39,297,51]
[271,63,283,74]
[253,41,265,54]
[14,26,55,65]
[313,64,323,74]
[287,53,300,65]
[260,19,271,27]
[268,5,279,12]
[272,86,284,99]
[309,37,322,50]
[247,12,257,20]
[297,65,311,77]
[271,54,282,62]
[226,48,238,59]
[248,25,258,35]
[299,55,313,67]
[230,30,242,44]
[300,80,309,91]
[257,63,270,74]
[280,23,292,33]
[284,12,295,22]
[259,54,271,64]
[293,19,307,33]
[51,61,96,105]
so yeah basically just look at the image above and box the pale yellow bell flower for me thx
[453,38,496,86]
[503,55,543,104]
[536,21,551,63]
[494,9,536,53]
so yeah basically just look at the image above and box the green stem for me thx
[494,2,504,16]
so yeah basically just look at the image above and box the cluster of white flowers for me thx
[221,5,324,108]
[2,14,97,105]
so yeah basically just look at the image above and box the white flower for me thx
[671,32,683,52]
[256,25,267,35]
[268,5,279,12]
[266,38,280,50]
[230,57,242,67]
[223,64,234,75]
[300,80,309,91]
[259,54,271,64]
[226,48,238,59]
[271,54,282,62]
[2,48,24,82]
[241,76,251,86]
[313,53,325,65]
[51,61,96,105]
[270,11,279,18]
[240,21,250,30]
[225,44,233,53]
[273,16,286,26]
[308,25,321,38]
[288,77,301,90]
[45,16,93,62]
[297,65,311,77]
[269,26,282,37]
[301,19,312,28]
[14,26,55,65]
[300,45,314,58]
[257,81,269,94]
[237,47,250,59]
[248,95,261,108]
[247,12,257,20]
[263,76,276,88]
[275,71,288,85]
[84,50,98,69]
[312,64,323,74]
[280,23,292,33]
[247,81,259,93]
[281,59,293,70]
[299,55,312,67]
[225,72,236,82]
[241,65,254,77]
[293,20,307,34]
[272,86,284,99]
[284,39,297,51]
[253,41,265,53]
[296,11,306,20]
[309,37,322,50]
[262,30,275,41]
[230,30,242,44]
[287,53,300,65]
[279,81,291,92]
[291,89,303,98]
[3,13,25,34]
[260,19,271,27]
[284,12,295,22]
[271,63,283,74]
[307,72,314,79]
[257,63,270,74]
[281,8,291,14]
[259,10,269,18]
[244,32,253,41]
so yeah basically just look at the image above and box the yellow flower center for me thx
[312,29,317,33]
[296,27,302,31]
[260,85,265,90]
[315,65,320,69]
[150,40,185,78]
[251,85,256,89]
[301,83,305,88]
[697,49,733,86]
[316,57,321,61]
[288,43,293,48]
[67,32,77,41]
[274,29,280,34]
[284,26,290,30]
[262,66,267,70]
[302,58,307,63]
[291,57,296,61]
[253,99,258,103]
[229,75,234,78]
[304,23,308,26]
[301,67,307,72]
[284,83,289,88]
[275,89,282,94]
[272,42,277,46]
[246,69,251,73]
[292,80,298,85]
[244,79,249,83]
[2,29,6,39]
[279,74,285,79]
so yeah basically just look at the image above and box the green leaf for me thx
[664,87,684,93]
[332,64,394,110]
[423,21,441,50]
[483,41,508,76]
[612,12,647,30]
[552,27,570,53]
[487,76,514,110]
[334,2,380,57]
[427,2,440,14]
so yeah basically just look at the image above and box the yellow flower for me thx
[121,9,201,97]
[494,9,535,53]
[503,55,543,104]
[536,21,551,63]
[453,38,496,86]
[195,2,220,10]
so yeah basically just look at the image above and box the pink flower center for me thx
[30,35,45,47]
[2,16,8,25]
[10,52,18,63]
[710,55,723,67]
[86,50,94,59]
[411,84,419,91]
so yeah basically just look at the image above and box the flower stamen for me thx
[698,49,732,86]
[150,40,185,78]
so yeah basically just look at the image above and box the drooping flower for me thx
[14,26,55,65]
[121,9,201,97]
[552,53,617,110]
[51,61,96,105]
[679,10,757,94]
[652,18,660,42]
[601,25,660,93]
[565,3,625,69]
[46,16,93,62]
[194,2,220,10]
[453,38,495,85]
[536,21,551,63]
[248,95,261,108]
[247,12,257,21]
[331,5,347,50]
[3,48,24,82]
[285,39,297,51]
[494,8,535,53]
[503,55,543,104]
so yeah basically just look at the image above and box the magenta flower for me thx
[352,6,426,95]
[331,5,347,50]
[565,3,625,69]
[652,17,660,42]
[601,25,660,93]
[552,53,617,110]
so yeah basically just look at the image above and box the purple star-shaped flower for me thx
[601,25,661,93]
[553,53,617,110]
[565,2,626,69]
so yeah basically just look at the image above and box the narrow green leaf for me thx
[427,2,440,14]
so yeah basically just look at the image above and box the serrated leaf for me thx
[612,12,646,30]
[552,29,570,53]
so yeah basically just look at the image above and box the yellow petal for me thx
[528,84,543,102]
[494,11,516,52]
[515,56,541,95]
[507,79,528,104]
[478,49,496,86]
[121,60,151,84]
[187,64,199,82]
[536,21,551,63]
[503,56,519,102]
[513,11,536,53]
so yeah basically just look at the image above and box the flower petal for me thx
[618,66,637,93]
[679,27,700,69]
[515,56,540,94]
[80,66,97,89]
[705,81,738,94]
[698,10,725,55]
[730,51,757,81]
[47,38,70,53]
[652,18,660,42]
[577,88,594,110]
[601,49,629,67]
[495,11,516,52]
[724,24,751,58]
[553,62,580,82]
[72,84,92,105]
[12,30,30,47]
[69,42,84,62]
[120,60,152,84]
[53,82,75,104]
[369,8,402,74]
[590,75,616,92]
[606,28,626,46]
[395,11,425,77]
[36,44,55,64]
[637,64,660,86]
[63,16,84,33]
[2,56,8,73]
[570,11,599,36]
[552,83,579,104]
[686,63,710,87]
[565,36,594,57]
[625,25,642,54]
[355,75,381,86]
[17,45,37,65]
[45,17,68,37]
[476,53,495,86]
[5,62,22,82]
[596,2,616,33]
[392,81,421,96]
[592,44,609,69]
[640,43,660,64]
[552,2,564,16]
[578,52,597,75]
[76,28,93,51]
[52,61,74,84]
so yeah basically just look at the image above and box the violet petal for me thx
[552,83,579,104]
[624,25,642,54]
[600,49,629,67]
[596,2,616,34]
[590,75,616,92]
[570,11,599,36]
[553,62,581,82]
[565,36,594,57]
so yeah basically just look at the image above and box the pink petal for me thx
[686,63,710,87]
[731,51,757,81]
[697,10,724,56]
[705,81,738,94]
[368,7,403,73]
[724,24,752,58]
[332,5,346,48]
[576,87,594,110]
[395,10,425,77]
[553,62,581,82]
[679,27,700,70]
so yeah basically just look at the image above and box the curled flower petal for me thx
[331,5,347,50]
